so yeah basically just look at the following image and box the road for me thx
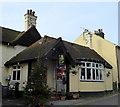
[75,93,119,106]
[2,93,120,107]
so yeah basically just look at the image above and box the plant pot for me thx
[51,96,60,101]
[72,94,79,99]
[60,96,66,100]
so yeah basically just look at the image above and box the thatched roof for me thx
[0,26,41,46]
[5,36,112,69]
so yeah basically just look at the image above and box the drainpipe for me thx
[78,65,80,92]
[111,68,114,91]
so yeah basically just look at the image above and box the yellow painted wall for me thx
[46,60,56,90]
[31,60,57,90]
[69,66,113,92]
[74,34,118,85]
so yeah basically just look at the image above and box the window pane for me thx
[87,63,91,67]
[81,68,85,79]
[87,68,91,79]
[100,70,103,80]
[59,55,64,65]
[93,69,95,80]
[17,66,20,69]
[13,66,16,69]
[92,63,95,67]
[80,63,85,67]
[99,64,103,68]
[13,71,16,80]
[96,69,99,80]
[17,70,20,80]
[96,64,98,67]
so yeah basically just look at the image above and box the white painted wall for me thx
[7,63,28,91]
[1,44,26,86]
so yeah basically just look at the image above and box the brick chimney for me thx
[24,9,37,31]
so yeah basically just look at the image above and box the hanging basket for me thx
[71,70,78,75]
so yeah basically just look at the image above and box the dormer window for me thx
[80,61,104,81]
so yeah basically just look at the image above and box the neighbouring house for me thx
[5,35,113,95]
[1,10,114,97]
[74,29,120,89]
[0,10,41,97]
[116,46,120,88]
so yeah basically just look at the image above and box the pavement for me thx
[2,92,119,107]
[46,93,119,106]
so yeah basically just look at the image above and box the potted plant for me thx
[60,93,66,101]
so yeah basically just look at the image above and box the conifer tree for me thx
[24,57,51,106]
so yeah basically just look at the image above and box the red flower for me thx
[44,57,48,60]
[44,90,47,92]
[33,88,36,90]
[40,74,42,76]
[43,65,47,67]
[57,73,62,79]
[32,67,35,70]
[40,105,44,107]
[53,90,56,92]
[32,99,35,102]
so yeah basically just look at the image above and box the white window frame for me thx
[12,65,21,81]
[80,61,104,82]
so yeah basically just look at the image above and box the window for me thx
[80,61,104,81]
[81,68,85,79]
[12,65,21,81]
[58,55,65,65]
[87,68,91,79]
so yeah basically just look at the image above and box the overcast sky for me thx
[0,1,118,45]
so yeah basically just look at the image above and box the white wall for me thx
[1,44,26,86]
[7,63,28,91]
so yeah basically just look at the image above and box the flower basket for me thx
[71,70,78,75]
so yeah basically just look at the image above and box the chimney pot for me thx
[98,29,101,32]
[96,29,104,39]
[30,9,32,15]
[27,10,29,14]
[32,11,35,16]
[100,29,103,32]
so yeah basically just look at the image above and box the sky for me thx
[0,1,118,45]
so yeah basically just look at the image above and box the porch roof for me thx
[5,36,112,69]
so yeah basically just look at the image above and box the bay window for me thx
[80,61,104,81]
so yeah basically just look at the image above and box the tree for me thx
[24,57,51,106]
